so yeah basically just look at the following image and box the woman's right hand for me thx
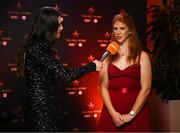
[93,60,103,71]
[111,111,125,127]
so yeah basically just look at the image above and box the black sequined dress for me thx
[24,40,96,131]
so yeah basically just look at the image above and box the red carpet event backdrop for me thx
[0,0,146,131]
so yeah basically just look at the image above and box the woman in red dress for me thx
[98,9,152,132]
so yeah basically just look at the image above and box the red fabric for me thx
[98,63,152,132]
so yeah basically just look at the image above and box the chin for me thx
[117,40,122,44]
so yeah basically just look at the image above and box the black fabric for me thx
[24,40,96,131]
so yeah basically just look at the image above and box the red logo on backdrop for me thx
[66,30,87,47]
[66,79,87,96]
[82,6,102,23]
[8,2,31,20]
[72,30,79,38]
[82,101,101,119]
[72,80,79,86]
[8,63,18,72]
[15,2,23,10]
[0,29,12,46]
[88,7,95,14]
[98,31,111,47]
[88,102,95,110]
[104,32,111,39]
[87,54,95,62]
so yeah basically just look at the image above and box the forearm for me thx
[60,62,96,82]
[100,87,116,116]
[28,44,96,82]
[131,51,152,115]
[131,88,150,115]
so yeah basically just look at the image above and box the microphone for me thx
[100,41,119,62]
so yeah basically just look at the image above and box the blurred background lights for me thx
[78,90,83,95]
[94,113,98,118]
[94,19,98,23]
[78,42,83,47]
[2,41,8,46]
[3,93,8,98]
[21,15,27,20]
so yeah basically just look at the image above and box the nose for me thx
[116,29,121,34]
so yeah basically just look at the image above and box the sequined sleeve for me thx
[27,43,96,82]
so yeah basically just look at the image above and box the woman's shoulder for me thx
[140,51,150,58]
[139,51,151,64]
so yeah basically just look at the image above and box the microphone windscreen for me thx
[107,41,119,55]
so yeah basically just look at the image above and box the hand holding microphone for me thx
[93,60,103,71]
[100,41,119,62]
[92,42,119,71]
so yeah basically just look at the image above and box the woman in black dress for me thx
[16,7,102,131]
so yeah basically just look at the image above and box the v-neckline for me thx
[110,63,139,71]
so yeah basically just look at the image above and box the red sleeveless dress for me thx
[98,63,152,132]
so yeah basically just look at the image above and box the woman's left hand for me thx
[121,113,134,123]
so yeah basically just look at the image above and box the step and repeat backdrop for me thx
[0,0,146,131]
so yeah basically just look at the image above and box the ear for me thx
[128,32,132,35]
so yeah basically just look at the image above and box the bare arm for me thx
[122,51,152,122]
[99,57,124,126]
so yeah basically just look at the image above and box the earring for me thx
[128,32,132,35]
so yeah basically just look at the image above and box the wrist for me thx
[129,110,136,117]
[109,109,117,116]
